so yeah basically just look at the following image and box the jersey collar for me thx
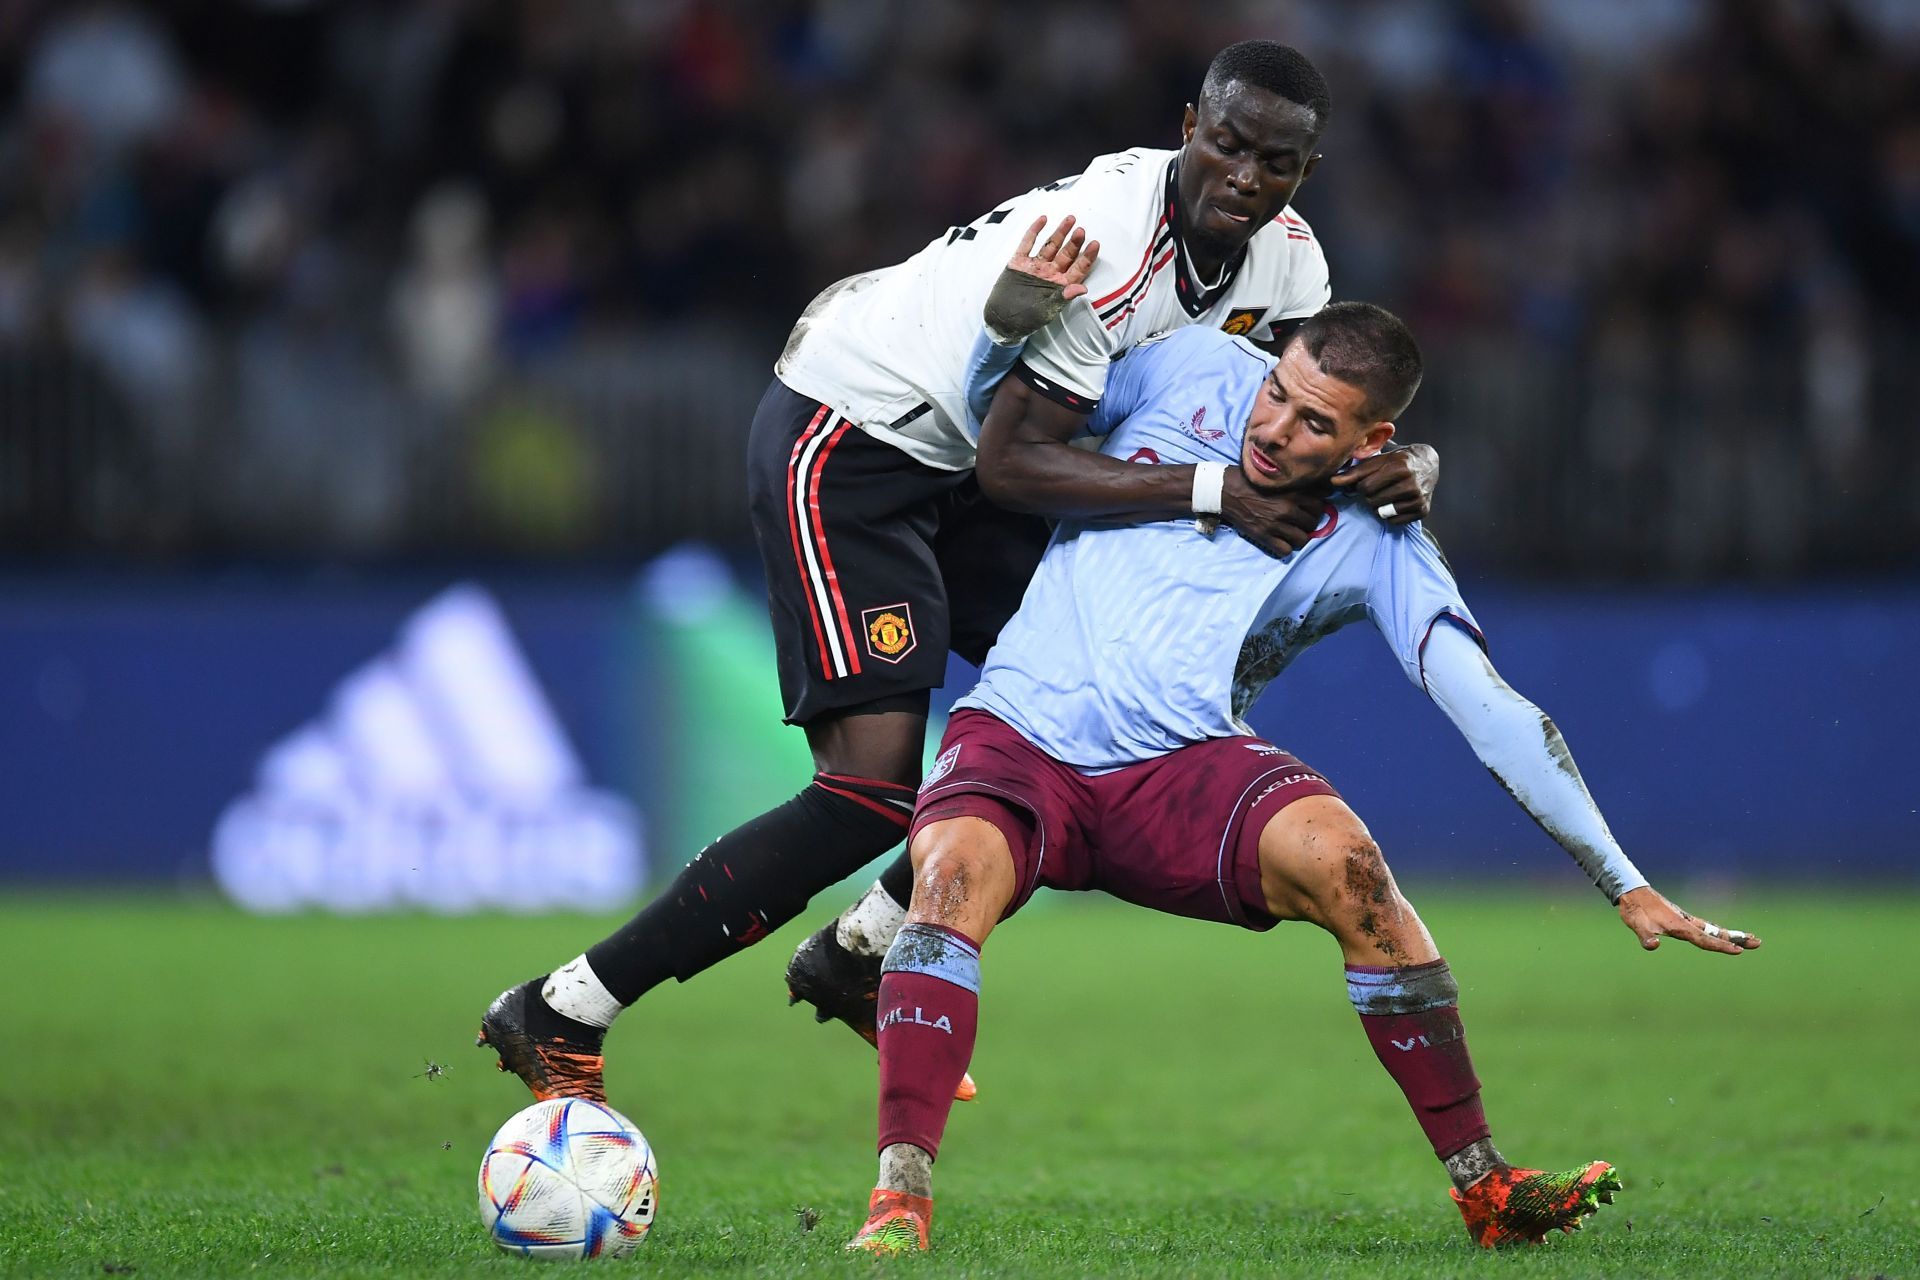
[1165,158,1249,319]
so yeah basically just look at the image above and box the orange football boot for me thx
[1451,1160,1623,1247]
[845,1188,933,1254]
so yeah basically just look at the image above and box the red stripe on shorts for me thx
[786,405,838,678]
[806,417,863,677]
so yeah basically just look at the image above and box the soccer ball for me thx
[478,1098,658,1259]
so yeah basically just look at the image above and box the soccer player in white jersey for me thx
[843,305,1760,1255]
[477,43,1440,1106]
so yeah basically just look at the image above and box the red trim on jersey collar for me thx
[1092,212,1170,310]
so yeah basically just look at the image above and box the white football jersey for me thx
[774,147,1331,471]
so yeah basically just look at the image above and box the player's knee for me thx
[906,817,1011,935]
[1263,800,1376,919]
[911,825,992,898]
[1321,838,1419,937]
[1277,813,1395,919]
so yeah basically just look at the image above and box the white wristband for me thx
[1191,462,1226,516]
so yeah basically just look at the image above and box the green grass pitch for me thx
[4,889,1915,1277]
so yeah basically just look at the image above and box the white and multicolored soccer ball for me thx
[477,1098,658,1259]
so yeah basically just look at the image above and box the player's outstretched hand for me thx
[984,215,1101,342]
[1220,468,1324,557]
[1617,885,1761,955]
[1331,443,1439,524]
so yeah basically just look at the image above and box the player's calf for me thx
[785,881,979,1101]
[875,922,982,1164]
[855,817,1014,1227]
[1256,797,1515,1196]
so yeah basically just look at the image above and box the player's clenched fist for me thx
[1617,885,1761,955]
[984,215,1101,343]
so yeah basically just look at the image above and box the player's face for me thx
[1178,85,1321,260]
[1241,343,1394,492]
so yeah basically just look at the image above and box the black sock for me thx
[584,774,914,1005]
[877,848,915,910]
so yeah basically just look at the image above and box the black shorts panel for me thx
[932,487,1051,668]
[748,380,967,723]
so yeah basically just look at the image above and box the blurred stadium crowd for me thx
[3,0,1917,576]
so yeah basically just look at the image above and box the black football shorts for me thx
[746,377,1050,725]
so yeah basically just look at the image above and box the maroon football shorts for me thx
[909,708,1342,929]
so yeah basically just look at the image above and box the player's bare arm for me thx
[976,377,1322,557]
[971,216,1321,556]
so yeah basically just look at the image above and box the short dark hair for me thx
[1291,302,1424,421]
[1199,42,1332,134]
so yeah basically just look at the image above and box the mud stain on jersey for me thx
[776,273,873,371]
[1484,710,1621,891]
[1539,712,1581,784]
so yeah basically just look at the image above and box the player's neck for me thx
[1181,232,1232,289]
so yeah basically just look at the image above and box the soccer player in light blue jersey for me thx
[845,304,1760,1255]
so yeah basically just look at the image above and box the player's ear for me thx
[1181,104,1196,144]
[1352,421,1396,460]
[1300,151,1323,184]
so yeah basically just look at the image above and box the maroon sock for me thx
[876,924,980,1159]
[1348,960,1491,1160]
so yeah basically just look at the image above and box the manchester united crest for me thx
[862,603,916,663]
[1221,307,1267,336]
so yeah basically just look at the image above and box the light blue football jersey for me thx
[956,324,1479,770]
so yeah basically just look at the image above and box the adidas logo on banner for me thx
[211,585,646,914]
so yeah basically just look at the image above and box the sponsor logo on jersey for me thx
[1182,405,1225,442]
[863,603,916,663]
[1221,306,1267,336]
[922,743,962,790]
